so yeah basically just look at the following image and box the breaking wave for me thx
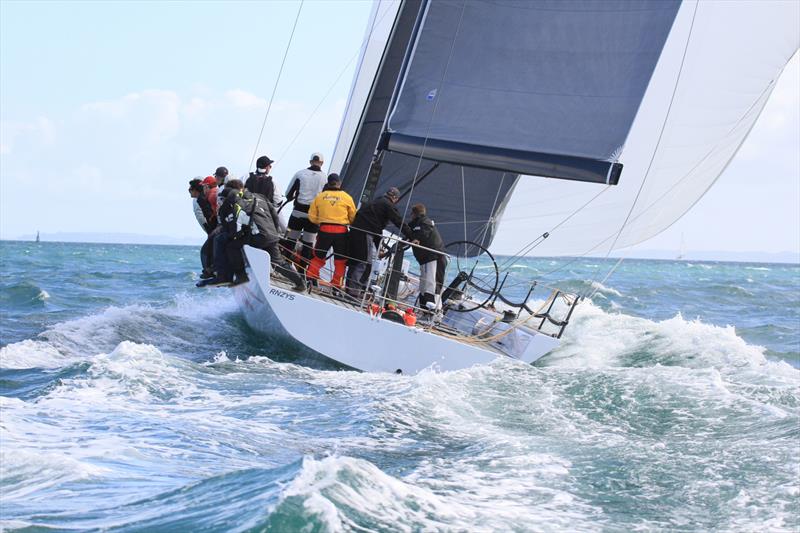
[1,292,239,370]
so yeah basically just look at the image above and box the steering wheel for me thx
[442,240,500,313]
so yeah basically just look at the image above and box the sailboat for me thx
[35,231,40,243]
[231,0,799,374]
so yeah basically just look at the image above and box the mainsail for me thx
[332,0,799,255]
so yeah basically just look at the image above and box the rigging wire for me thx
[496,185,611,272]
[276,53,358,162]
[460,166,468,244]
[398,0,468,225]
[248,0,305,171]
[584,0,700,300]
[276,0,393,164]
[474,172,506,247]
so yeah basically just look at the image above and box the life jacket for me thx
[245,172,276,207]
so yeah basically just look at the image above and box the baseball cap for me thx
[256,155,274,169]
[310,152,324,162]
[214,166,228,178]
[385,187,401,200]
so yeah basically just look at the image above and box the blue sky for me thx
[1,0,798,260]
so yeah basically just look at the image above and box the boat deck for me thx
[267,273,510,358]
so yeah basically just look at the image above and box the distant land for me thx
[10,232,204,247]
[5,232,799,264]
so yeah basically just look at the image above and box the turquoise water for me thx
[1,240,798,531]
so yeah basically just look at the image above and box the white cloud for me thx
[225,89,266,109]
[0,87,348,240]
[80,90,182,143]
[0,116,57,154]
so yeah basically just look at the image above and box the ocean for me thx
[1,240,798,532]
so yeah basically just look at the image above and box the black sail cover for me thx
[343,0,680,252]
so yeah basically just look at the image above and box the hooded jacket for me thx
[409,214,445,264]
[218,187,243,235]
[235,190,283,244]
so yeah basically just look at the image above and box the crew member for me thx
[408,203,447,310]
[224,181,307,291]
[213,166,228,188]
[245,155,285,209]
[201,176,219,222]
[282,153,327,268]
[345,187,413,297]
[198,180,240,287]
[306,174,356,288]
[189,177,215,279]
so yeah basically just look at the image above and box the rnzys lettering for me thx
[269,288,295,301]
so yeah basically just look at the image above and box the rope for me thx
[475,172,506,246]
[248,0,305,171]
[460,166,468,243]
[497,185,611,273]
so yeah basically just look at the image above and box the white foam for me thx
[545,300,779,371]
[3,290,237,370]
[281,456,469,530]
[589,280,622,297]
[0,339,76,369]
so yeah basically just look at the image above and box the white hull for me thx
[232,246,559,374]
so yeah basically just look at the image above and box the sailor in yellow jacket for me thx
[306,174,357,287]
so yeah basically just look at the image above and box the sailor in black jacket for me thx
[201,180,305,291]
[408,203,448,310]
[229,186,306,290]
[345,187,413,296]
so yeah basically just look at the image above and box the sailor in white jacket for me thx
[282,152,327,266]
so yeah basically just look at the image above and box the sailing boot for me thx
[331,259,347,288]
[298,238,316,273]
[306,256,325,282]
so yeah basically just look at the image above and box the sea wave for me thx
[1,291,238,370]
[589,280,622,297]
[0,281,50,309]
[545,300,783,371]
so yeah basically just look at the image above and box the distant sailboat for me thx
[677,233,685,260]
[35,231,40,243]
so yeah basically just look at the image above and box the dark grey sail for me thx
[385,0,681,183]
[341,0,681,251]
[340,0,426,202]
